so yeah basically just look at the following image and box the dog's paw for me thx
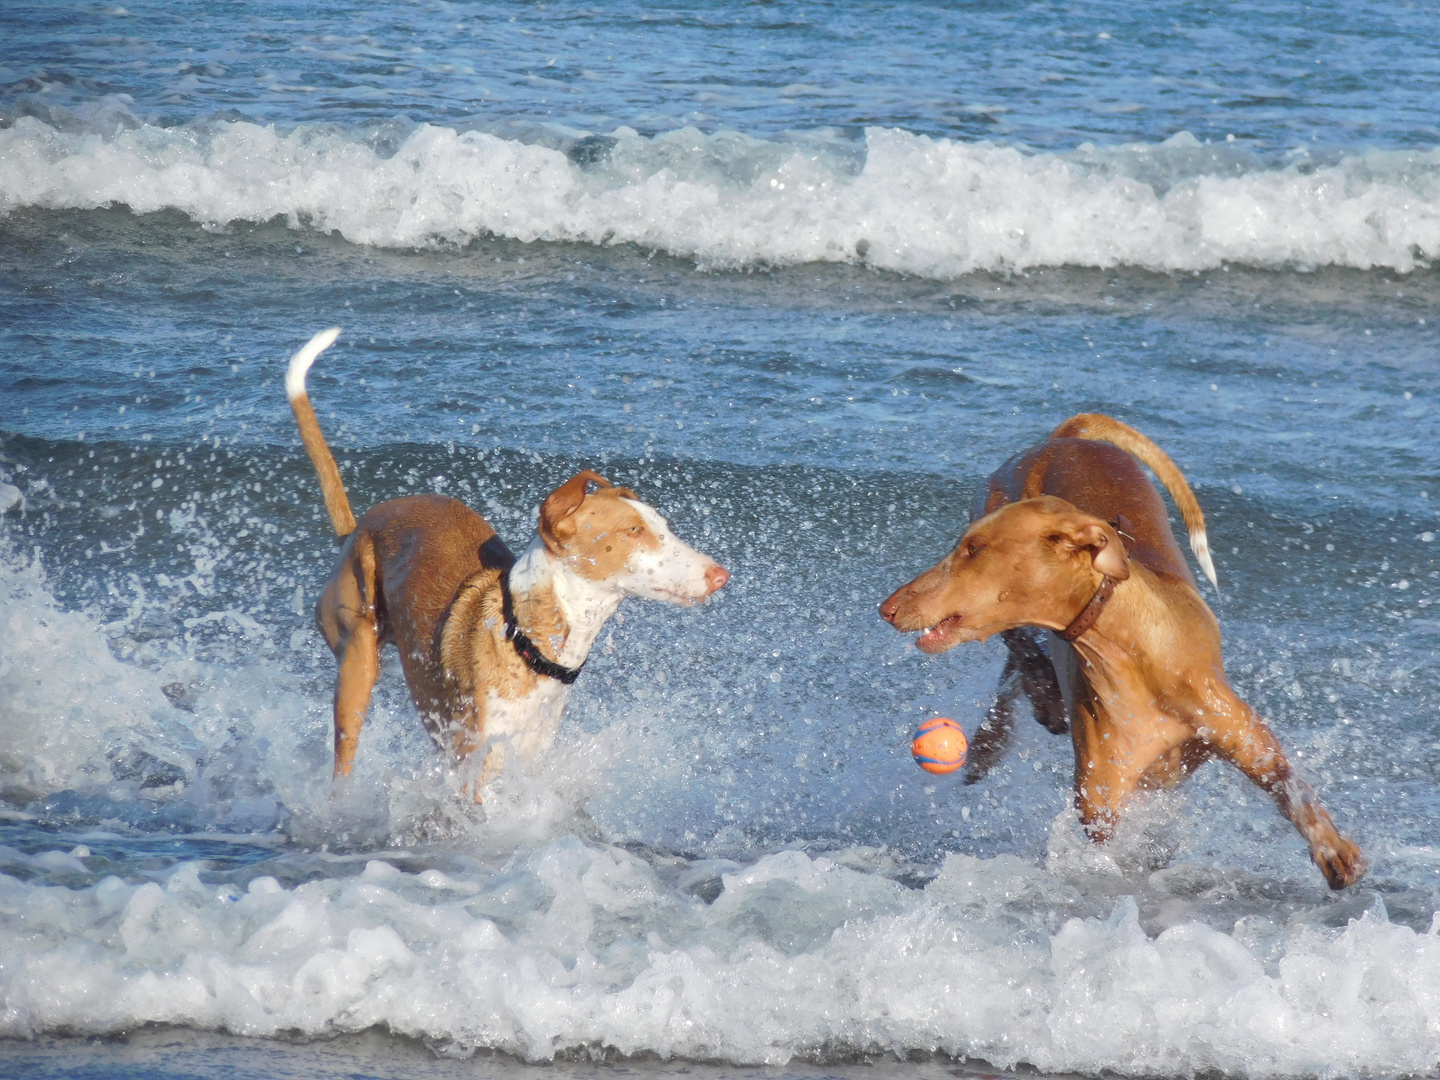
[1315,835,1368,890]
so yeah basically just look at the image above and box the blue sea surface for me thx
[2,2,1439,1077]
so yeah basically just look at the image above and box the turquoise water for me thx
[2,3,1440,1076]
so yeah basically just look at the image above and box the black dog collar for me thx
[480,536,585,685]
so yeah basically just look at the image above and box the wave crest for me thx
[3,116,1439,276]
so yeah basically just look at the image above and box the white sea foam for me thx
[0,546,197,803]
[1,844,1439,1076]
[2,117,1438,276]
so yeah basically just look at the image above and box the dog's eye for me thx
[627,525,643,536]
[965,540,985,557]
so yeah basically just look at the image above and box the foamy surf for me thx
[3,117,1438,276]
[2,841,1440,1077]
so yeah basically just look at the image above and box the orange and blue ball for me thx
[911,717,967,774]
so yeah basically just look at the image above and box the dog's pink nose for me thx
[879,592,900,623]
[705,565,730,593]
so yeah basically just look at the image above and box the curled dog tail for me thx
[286,328,356,538]
[1051,413,1218,589]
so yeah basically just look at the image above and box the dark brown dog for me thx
[880,413,1365,889]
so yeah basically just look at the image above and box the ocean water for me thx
[2,2,1440,1077]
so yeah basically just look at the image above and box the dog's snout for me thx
[705,564,730,594]
[879,591,901,623]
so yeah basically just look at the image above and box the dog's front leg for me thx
[1196,687,1366,889]
[1068,696,1134,843]
[961,648,1031,783]
[964,650,1020,784]
[478,742,506,793]
[1006,628,1068,734]
[452,744,507,803]
[967,630,1072,785]
[447,713,501,803]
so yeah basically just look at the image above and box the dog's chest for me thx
[483,680,572,758]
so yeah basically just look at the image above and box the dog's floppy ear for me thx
[539,470,612,550]
[1058,518,1131,581]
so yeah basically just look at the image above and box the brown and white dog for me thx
[879,413,1365,890]
[286,329,729,790]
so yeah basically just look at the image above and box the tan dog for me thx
[879,413,1365,890]
[286,329,729,788]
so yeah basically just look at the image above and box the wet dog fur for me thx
[880,413,1365,890]
[285,329,729,790]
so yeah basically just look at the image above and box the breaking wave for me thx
[3,114,1439,276]
[5,839,1440,1076]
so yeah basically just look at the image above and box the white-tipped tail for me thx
[1051,413,1220,592]
[285,327,355,537]
[285,327,341,402]
[1191,529,1218,591]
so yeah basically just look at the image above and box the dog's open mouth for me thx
[915,614,964,653]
